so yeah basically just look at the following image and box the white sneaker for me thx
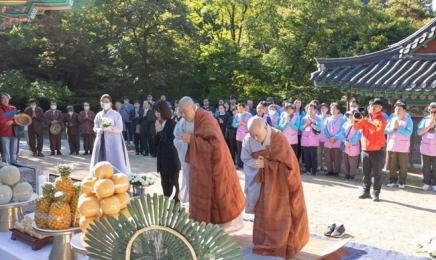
[398,184,405,189]
[386,183,396,188]
[432,185,436,192]
[371,177,374,184]
[422,184,431,191]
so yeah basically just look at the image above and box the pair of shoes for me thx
[358,191,372,199]
[325,172,335,176]
[38,152,44,157]
[57,151,62,155]
[386,183,396,188]
[343,175,350,180]
[50,151,55,156]
[32,152,37,157]
[398,183,405,189]
[348,177,355,181]
[324,224,346,238]
[422,184,431,191]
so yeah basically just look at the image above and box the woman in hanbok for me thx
[89,94,131,175]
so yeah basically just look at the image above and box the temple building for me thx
[311,18,436,173]
[0,0,73,29]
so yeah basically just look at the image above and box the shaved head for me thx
[178,96,196,122]
[247,116,268,143]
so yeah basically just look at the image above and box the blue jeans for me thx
[1,136,18,164]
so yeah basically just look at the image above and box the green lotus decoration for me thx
[84,194,244,260]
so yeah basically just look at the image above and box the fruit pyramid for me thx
[53,164,75,204]
[70,182,81,227]
[48,191,71,230]
[35,183,54,228]
[78,161,130,236]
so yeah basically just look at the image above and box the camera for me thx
[353,111,362,119]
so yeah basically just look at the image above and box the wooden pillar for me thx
[346,92,352,111]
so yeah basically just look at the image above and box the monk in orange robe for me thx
[241,116,309,258]
[178,96,245,228]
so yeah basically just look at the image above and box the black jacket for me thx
[129,108,143,133]
[153,119,181,174]
[226,115,237,140]
[216,113,229,138]
[138,108,155,134]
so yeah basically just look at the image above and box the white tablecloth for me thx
[0,231,50,260]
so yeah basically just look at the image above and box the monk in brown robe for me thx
[23,98,46,157]
[44,101,64,155]
[178,96,245,229]
[64,105,80,155]
[78,102,95,155]
[241,116,309,259]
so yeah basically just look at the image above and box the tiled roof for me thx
[311,18,436,94]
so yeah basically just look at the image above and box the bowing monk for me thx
[241,116,309,258]
[177,96,245,232]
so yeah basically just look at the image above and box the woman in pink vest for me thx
[340,111,361,181]
[317,103,330,173]
[232,103,252,169]
[300,103,322,176]
[385,101,413,189]
[323,103,344,176]
[417,102,436,192]
[278,103,300,156]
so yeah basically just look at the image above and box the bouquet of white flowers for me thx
[128,173,156,187]
[101,117,113,128]
[413,230,436,259]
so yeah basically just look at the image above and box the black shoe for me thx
[373,192,380,202]
[358,191,372,199]
[343,175,350,180]
[311,173,317,176]
[32,152,37,157]
[151,154,157,158]
[57,151,62,155]
[135,152,139,155]
[349,177,355,181]
[50,151,55,155]
[75,152,79,155]
[38,152,44,157]
[143,153,149,156]
[331,224,346,238]
[333,172,339,177]
[325,171,335,176]
[324,223,336,236]
[69,152,74,155]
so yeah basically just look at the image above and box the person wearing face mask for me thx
[44,101,64,155]
[89,94,131,175]
[122,96,134,146]
[78,102,95,155]
[267,104,279,128]
[417,102,436,192]
[24,98,46,157]
[63,106,80,155]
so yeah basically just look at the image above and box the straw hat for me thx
[14,114,32,126]
[50,123,62,135]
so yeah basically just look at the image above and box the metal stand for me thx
[33,224,80,260]
[0,193,38,232]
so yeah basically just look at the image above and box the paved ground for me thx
[15,136,435,259]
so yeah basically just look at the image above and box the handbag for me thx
[340,126,353,151]
[135,124,141,134]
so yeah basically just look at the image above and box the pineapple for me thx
[35,183,54,228]
[70,182,81,227]
[48,191,71,230]
[53,164,75,204]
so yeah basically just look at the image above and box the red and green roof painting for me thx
[0,0,73,29]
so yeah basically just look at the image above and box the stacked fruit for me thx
[0,165,34,205]
[78,161,131,245]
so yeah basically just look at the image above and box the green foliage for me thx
[0,0,434,105]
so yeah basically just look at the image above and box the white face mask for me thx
[101,103,111,110]
[68,112,73,116]
[124,100,129,104]
[51,105,57,110]
[30,105,36,110]
[84,106,89,110]
[268,110,276,116]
